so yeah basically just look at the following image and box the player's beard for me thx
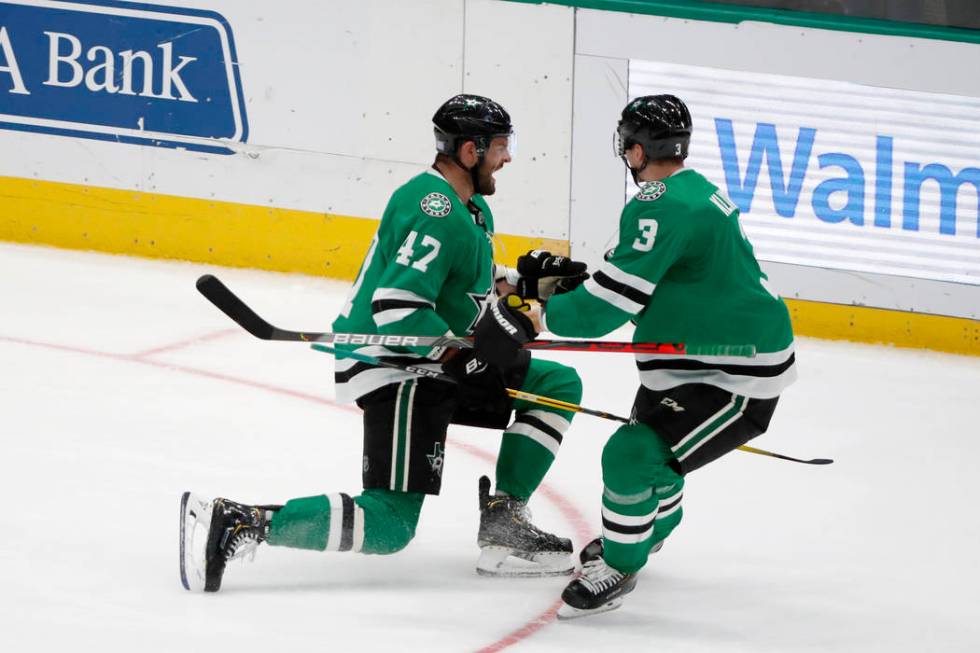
[475,161,497,196]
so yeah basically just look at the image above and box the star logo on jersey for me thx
[636,181,666,202]
[465,289,492,333]
[427,442,445,477]
[420,192,452,217]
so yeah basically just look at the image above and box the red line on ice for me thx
[131,327,239,358]
[1,332,594,651]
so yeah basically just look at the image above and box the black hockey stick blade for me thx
[196,274,326,342]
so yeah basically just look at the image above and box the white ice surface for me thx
[2,242,979,652]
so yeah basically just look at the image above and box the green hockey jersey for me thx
[544,168,796,399]
[333,170,496,402]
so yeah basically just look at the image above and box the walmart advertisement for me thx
[629,60,980,287]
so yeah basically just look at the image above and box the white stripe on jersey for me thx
[600,261,656,296]
[373,307,420,328]
[637,365,797,400]
[583,276,645,315]
[370,288,435,329]
[371,287,435,305]
[333,339,443,404]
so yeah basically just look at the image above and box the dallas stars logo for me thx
[465,289,492,333]
[420,192,452,217]
[636,181,666,202]
[427,442,445,477]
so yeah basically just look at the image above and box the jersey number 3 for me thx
[396,231,442,272]
[633,219,658,252]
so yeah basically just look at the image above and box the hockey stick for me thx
[736,445,833,465]
[311,343,628,423]
[196,274,755,357]
[312,343,832,466]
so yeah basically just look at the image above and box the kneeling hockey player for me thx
[180,94,590,591]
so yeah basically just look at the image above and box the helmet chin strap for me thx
[622,153,649,186]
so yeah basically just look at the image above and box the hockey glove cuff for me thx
[472,294,538,368]
[515,250,590,301]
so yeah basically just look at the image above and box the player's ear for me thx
[458,140,479,168]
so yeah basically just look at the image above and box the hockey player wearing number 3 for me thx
[529,95,799,618]
[179,95,591,591]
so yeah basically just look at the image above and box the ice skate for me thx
[475,476,574,577]
[576,535,663,566]
[179,492,277,592]
[557,555,637,620]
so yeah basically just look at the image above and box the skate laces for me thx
[222,506,268,564]
[578,558,625,595]
[225,527,262,563]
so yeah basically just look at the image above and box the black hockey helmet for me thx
[433,94,514,158]
[615,94,692,161]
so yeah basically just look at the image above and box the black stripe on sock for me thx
[657,494,683,516]
[592,270,651,307]
[602,516,655,536]
[339,493,354,552]
[515,413,564,444]
[637,352,796,378]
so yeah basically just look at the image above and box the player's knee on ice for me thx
[356,489,424,555]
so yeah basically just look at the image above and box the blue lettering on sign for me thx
[0,0,247,154]
[715,119,980,238]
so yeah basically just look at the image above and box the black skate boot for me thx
[557,555,637,620]
[179,492,279,592]
[476,475,574,577]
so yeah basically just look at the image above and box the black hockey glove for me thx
[442,349,509,413]
[516,250,590,301]
[472,294,538,368]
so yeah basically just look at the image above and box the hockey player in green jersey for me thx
[179,95,590,592]
[539,95,798,618]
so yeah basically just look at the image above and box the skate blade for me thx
[476,546,574,578]
[556,598,624,620]
[179,492,213,591]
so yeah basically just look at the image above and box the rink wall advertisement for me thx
[628,60,980,288]
[567,4,980,355]
[0,0,573,280]
[1,0,978,354]
[0,0,247,153]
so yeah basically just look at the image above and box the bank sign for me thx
[0,0,247,153]
[630,60,980,287]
